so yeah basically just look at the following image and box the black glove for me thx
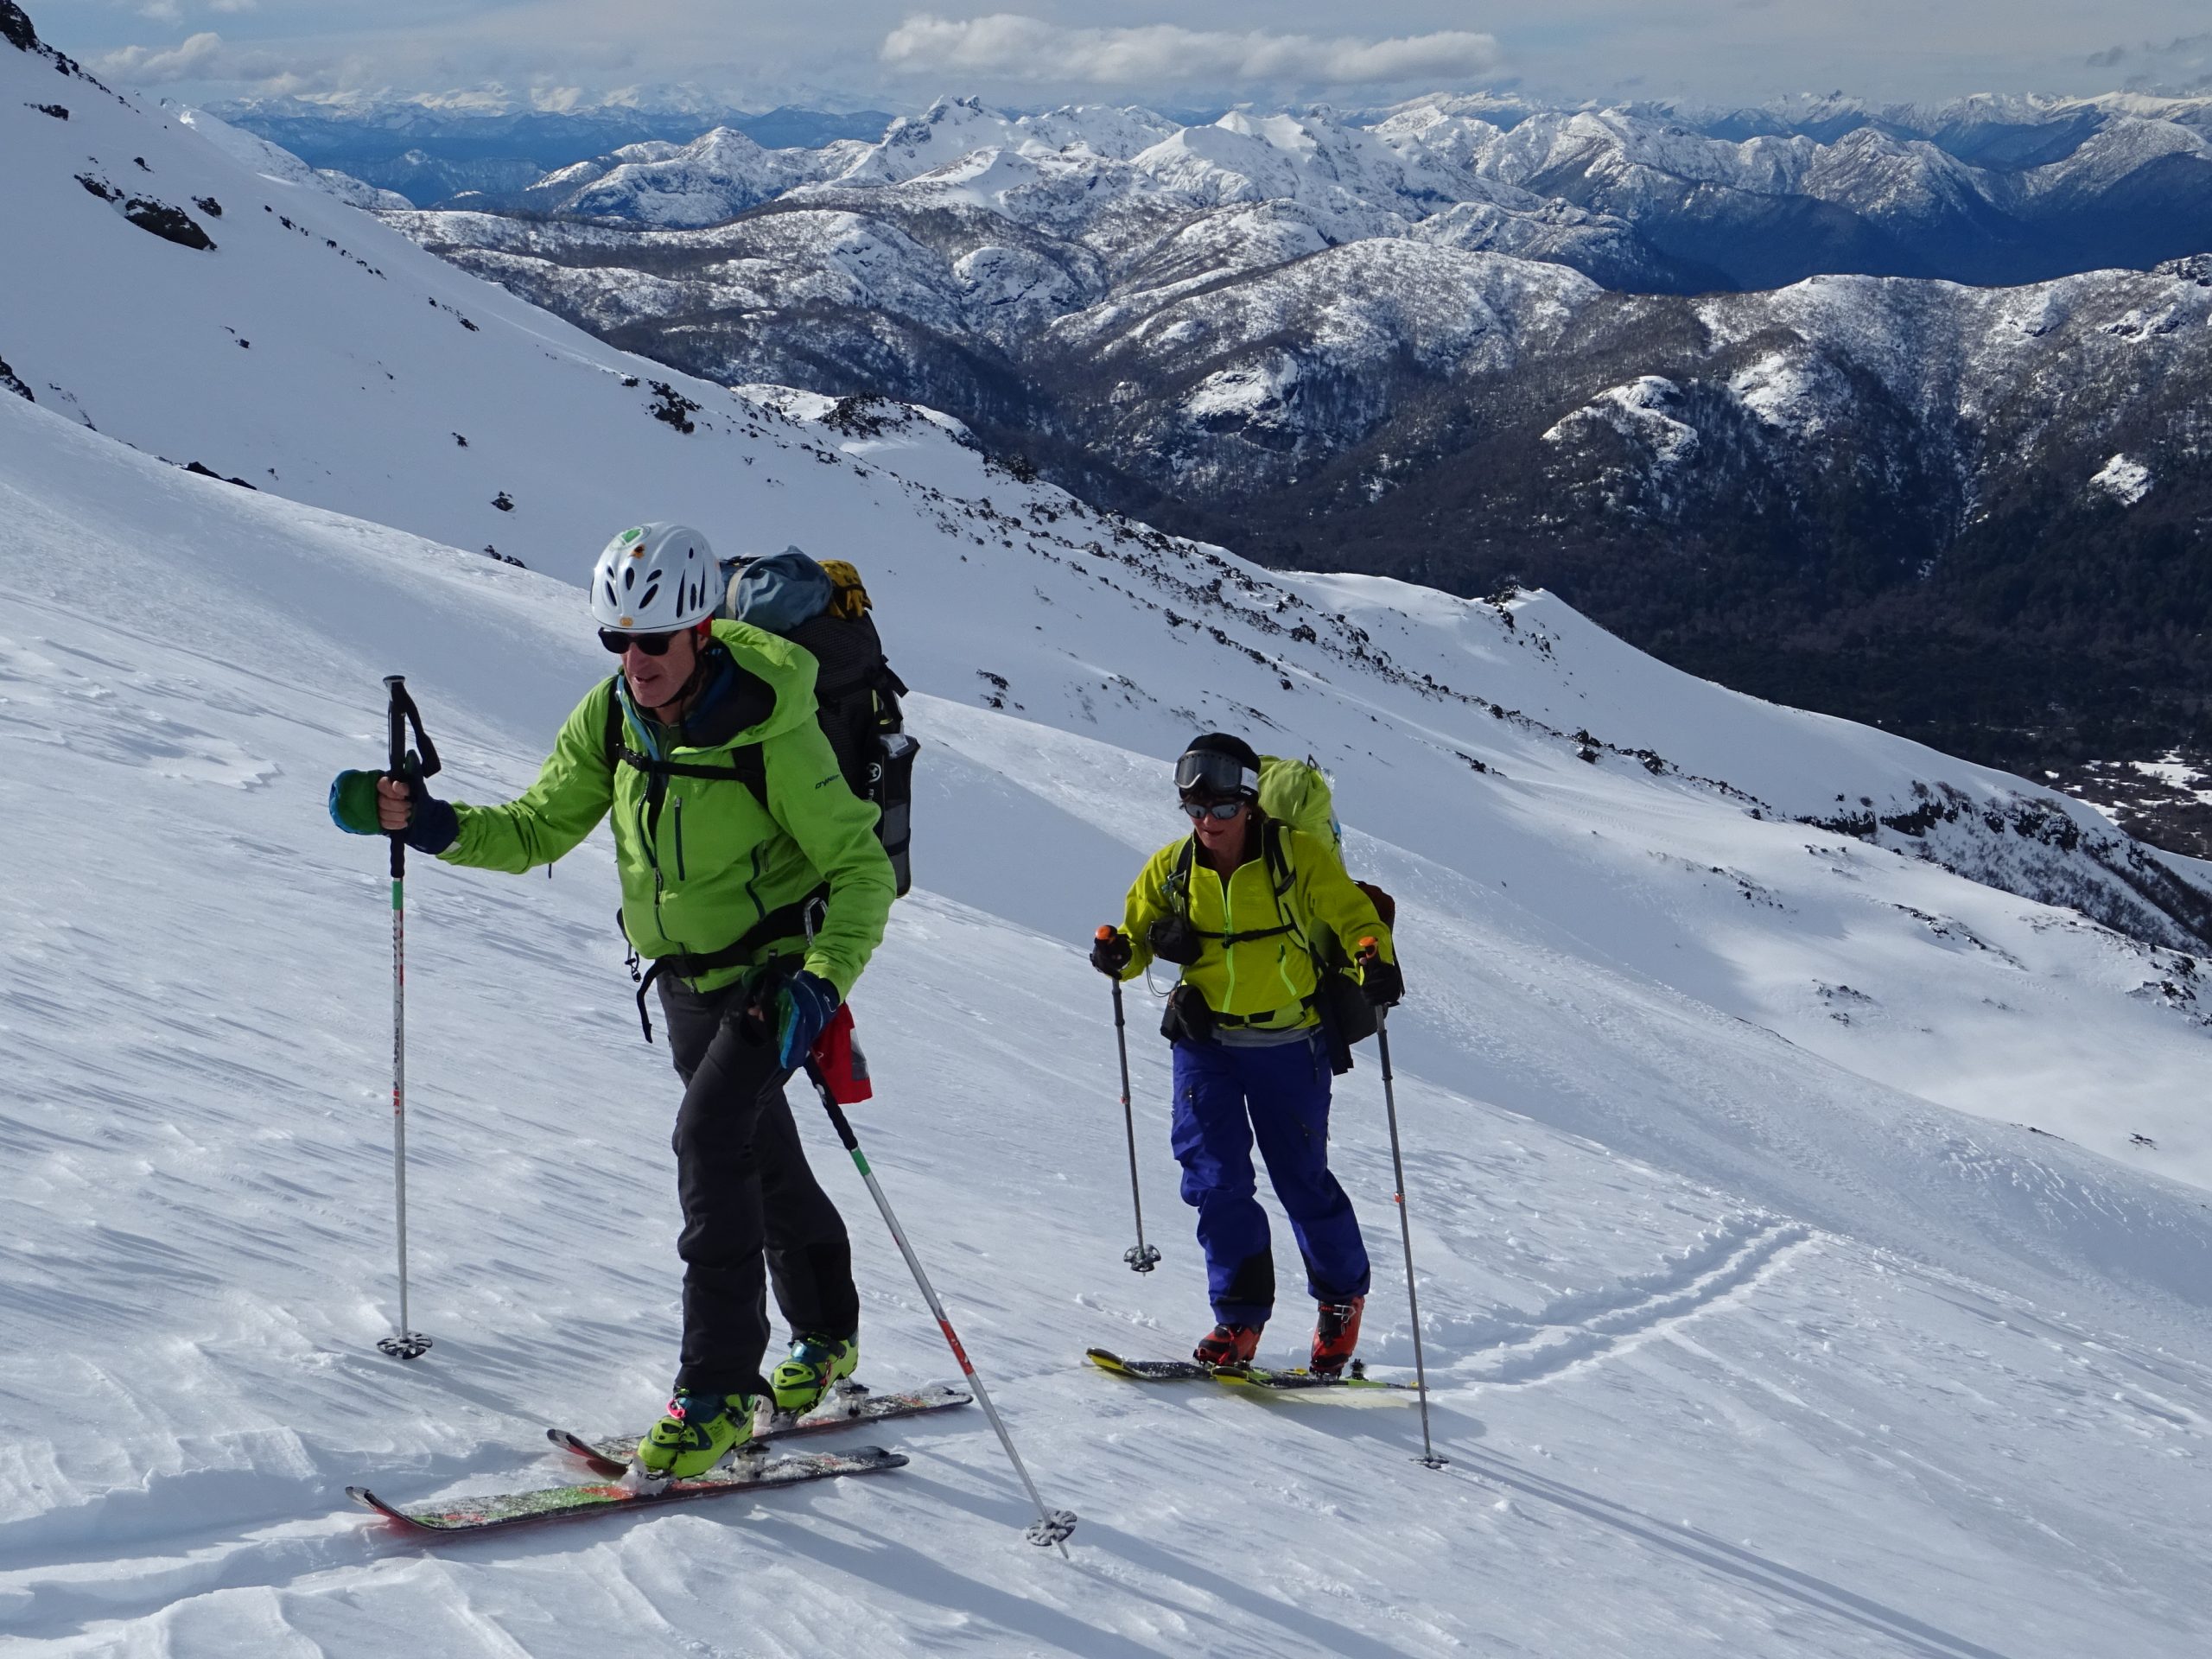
[1090,927,1133,976]
[1359,954,1404,1007]
[397,766,459,855]
[1147,913,1203,966]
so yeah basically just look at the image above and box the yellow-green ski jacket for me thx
[437,620,894,998]
[1115,825,1396,1032]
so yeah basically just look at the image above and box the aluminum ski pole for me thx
[1363,944,1446,1469]
[1097,938,1160,1273]
[814,1089,1077,1553]
[377,676,440,1362]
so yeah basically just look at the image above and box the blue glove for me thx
[774,969,842,1070]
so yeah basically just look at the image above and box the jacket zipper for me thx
[673,794,687,881]
[636,782,668,938]
[1218,864,1238,1007]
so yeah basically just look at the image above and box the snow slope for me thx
[167,105,410,213]
[8,377,2212,1656]
[5,24,2212,1653]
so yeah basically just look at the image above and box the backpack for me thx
[1257,753,1338,845]
[1257,754,1395,926]
[603,548,918,896]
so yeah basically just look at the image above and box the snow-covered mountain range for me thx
[220,96,897,209]
[7,10,2212,1650]
[429,90,2212,285]
[382,91,2212,813]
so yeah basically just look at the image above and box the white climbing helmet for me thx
[589,522,719,632]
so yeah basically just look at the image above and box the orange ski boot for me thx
[1310,1297,1364,1376]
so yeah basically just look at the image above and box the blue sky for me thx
[28,2,2212,111]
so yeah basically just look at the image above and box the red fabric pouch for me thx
[806,1002,873,1104]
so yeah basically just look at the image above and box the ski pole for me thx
[813,1089,1077,1554]
[1097,938,1160,1274]
[1363,943,1446,1469]
[378,676,440,1362]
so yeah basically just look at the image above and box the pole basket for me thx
[1122,1243,1161,1273]
[377,1332,433,1360]
[1025,1510,1079,1548]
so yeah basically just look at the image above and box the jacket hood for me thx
[702,619,819,747]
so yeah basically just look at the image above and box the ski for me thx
[348,1445,906,1535]
[1085,1346,1420,1392]
[548,1381,973,1477]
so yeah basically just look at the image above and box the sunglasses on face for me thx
[599,627,681,657]
[1183,799,1246,822]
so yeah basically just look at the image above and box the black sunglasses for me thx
[599,627,681,656]
[1183,799,1246,822]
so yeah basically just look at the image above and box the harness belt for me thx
[1212,1004,1308,1029]
[626,887,828,1042]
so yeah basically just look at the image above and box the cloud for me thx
[879,13,1502,88]
[94,30,226,82]
[2086,45,2126,68]
[2117,29,2212,92]
[92,29,326,90]
[128,0,253,19]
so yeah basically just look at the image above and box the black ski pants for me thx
[658,974,858,1398]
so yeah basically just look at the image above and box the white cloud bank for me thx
[880,13,1502,87]
[94,31,226,83]
[92,31,321,92]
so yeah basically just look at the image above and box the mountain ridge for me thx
[375,92,2212,824]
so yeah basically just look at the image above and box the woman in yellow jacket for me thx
[1092,734,1402,1374]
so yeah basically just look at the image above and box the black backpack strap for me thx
[602,673,625,771]
[603,673,761,791]
[1166,837,1196,912]
[731,742,767,810]
[1262,820,1294,902]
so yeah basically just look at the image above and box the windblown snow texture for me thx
[3,20,2212,1657]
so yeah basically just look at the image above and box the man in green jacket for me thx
[331,522,896,1478]
[1091,734,1402,1376]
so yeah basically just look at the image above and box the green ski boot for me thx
[769,1333,859,1416]
[635,1390,755,1479]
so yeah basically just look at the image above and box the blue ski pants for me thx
[1171,1033,1370,1326]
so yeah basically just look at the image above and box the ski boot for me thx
[768,1332,860,1416]
[1193,1322,1262,1370]
[635,1389,755,1480]
[1310,1297,1364,1376]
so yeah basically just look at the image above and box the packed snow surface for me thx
[3,38,2212,1659]
[9,391,2212,1659]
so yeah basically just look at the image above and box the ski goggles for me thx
[1174,749,1257,800]
[1183,799,1247,822]
[599,627,681,656]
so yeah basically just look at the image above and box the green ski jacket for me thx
[439,620,895,998]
